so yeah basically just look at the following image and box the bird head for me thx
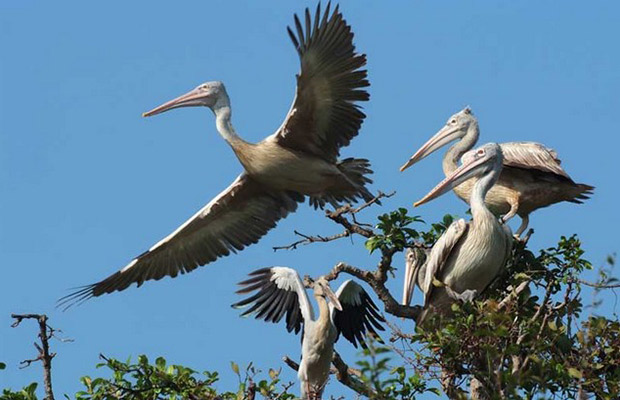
[143,81,228,117]
[414,142,503,207]
[314,278,343,311]
[400,107,479,172]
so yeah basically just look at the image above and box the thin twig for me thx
[274,190,394,251]
[273,230,351,251]
[571,278,620,289]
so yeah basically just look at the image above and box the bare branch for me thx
[351,190,395,214]
[11,313,56,400]
[274,191,394,251]
[571,278,620,289]
[273,230,351,251]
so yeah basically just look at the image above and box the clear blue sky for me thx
[1,1,619,398]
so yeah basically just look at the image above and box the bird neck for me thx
[213,103,248,150]
[314,294,331,326]
[443,122,480,175]
[470,166,498,222]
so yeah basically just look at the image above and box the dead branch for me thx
[274,191,394,252]
[11,313,56,400]
[273,230,351,251]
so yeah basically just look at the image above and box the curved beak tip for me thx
[141,112,148,118]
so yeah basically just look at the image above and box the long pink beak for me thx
[414,153,487,207]
[143,88,205,117]
[400,125,460,172]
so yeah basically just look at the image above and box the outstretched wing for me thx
[60,174,303,307]
[331,280,385,348]
[500,142,571,180]
[272,3,369,162]
[232,267,312,335]
[422,219,468,307]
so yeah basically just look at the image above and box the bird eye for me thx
[477,149,485,156]
[450,119,456,124]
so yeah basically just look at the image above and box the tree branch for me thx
[273,230,352,251]
[322,262,421,320]
[11,313,56,400]
[274,191,394,251]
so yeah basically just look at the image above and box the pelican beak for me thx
[414,151,488,207]
[143,88,207,117]
[400,125,461,172]
[325,285,343,311]
[402,250,416,306]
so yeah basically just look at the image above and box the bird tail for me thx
[309,158,377,209]
[565,183,595,204]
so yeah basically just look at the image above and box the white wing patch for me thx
[335,280,363,306]
[271,267,303,291]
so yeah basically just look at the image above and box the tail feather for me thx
[565,183,594,204]
[309,158,377,209]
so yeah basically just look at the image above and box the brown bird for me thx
[60,3,374,307]
[400,107,593,237]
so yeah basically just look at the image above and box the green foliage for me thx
[71,355,294,400]
[356,340,440,399]
[1,383,38,400]
[365,208,457,254]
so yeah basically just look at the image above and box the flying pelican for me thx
[233,267,385,399]
[61,4,374,306]
[403,143,513,325]
[399,107,593,237]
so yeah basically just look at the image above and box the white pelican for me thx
[61,4,374,306]
[233,267,385,399]
[403,143,513,325]
[399,107,593,236]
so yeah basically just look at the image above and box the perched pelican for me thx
[403,143,513,325]
[61,4,374,306]
[233,267,385,399]
[399,107,593,236]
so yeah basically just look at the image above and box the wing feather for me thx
[499,142,571,180]
[59,174,302,308]
[422,219,468,307]
[272,3,369,162]
[332,280,385,349]
[232,267,311,335]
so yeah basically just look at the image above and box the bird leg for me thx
[445,285,478,303]
[513,215,530,239]
[501,200,519,224]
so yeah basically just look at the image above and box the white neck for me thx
[470,165,498,220]
[213,103,244,146]
[443,122,480,175]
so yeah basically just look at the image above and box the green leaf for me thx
[568,368,583,379]
[230,361,240,376]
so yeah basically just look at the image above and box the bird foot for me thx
[445,286,478,303]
